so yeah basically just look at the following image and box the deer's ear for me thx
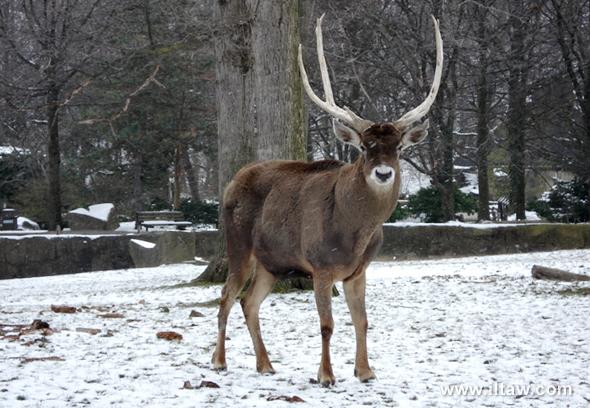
[401,119,429,150]
[333,120,362,148]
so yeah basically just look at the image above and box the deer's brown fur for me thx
[212,14,442,386]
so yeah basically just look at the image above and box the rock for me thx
[189,310,204,318]
[67,203,118,231]
[128,239,159,268]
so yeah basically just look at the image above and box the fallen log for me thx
[531,265,590,282]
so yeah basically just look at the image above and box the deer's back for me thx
[223,159,383,280]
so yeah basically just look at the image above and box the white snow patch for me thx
[385,220,545,229]
[400,160,431,196]
[69,203,114,222]
[1,250,589,407]
[0,233,122,240]
[0,145,29,155]
[16,216,39,230]
[508,211,541,221]
[130,239,156,249]
[459,172,479,195]
[494,168,508,177]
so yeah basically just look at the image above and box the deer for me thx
[211,14,443,386]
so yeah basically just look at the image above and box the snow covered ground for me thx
[1,250,590,407]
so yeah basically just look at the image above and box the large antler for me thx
[298,14,374,133]
[394,16,444,129]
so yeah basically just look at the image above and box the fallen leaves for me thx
[21,356,64,364]
[198,380,220,389]
[267,395,305,403]
[1,320,53,341]
[51,305,77,314]
[181,380,220,389]
[156,331,183,341]
[76,328,101,335]
[98,313,124,319]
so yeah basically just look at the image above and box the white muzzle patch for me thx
[369,165,395,187]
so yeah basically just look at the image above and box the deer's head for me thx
[298,15,443,189]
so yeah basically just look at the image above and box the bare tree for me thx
[0,0,117,228]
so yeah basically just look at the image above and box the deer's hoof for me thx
[257,363,276,375]
[318,369,336,387]
[211,352,227,371]
[354,367,376,382]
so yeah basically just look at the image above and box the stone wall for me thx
[1,224,590,280]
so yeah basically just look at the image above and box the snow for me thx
[0,145,29,156]
[17,216,39,231]
[0,233,122,240]
[1,250,589,407]
[494,168,508,177]
[130,239,157,249]
[508,211,542,221]
[400,161,431,196]
[69,203,114,222]
[459,172,479,195]
[385,220,544,229]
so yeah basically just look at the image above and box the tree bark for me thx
[531,265,590,282]
[181,143,200,202]
[46,84,62,229]
[438,47,458,222]
[507,13,528,220]
[476,14,491,221]
[251,0,305,161]
[196,0,256,283]
[173,144,182,210]
[197,0,305,285]
[132,150,144,212]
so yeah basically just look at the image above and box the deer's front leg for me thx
[343,272,376,382]
[313,275,336,386]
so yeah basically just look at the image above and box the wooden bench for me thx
[135,211,192,232]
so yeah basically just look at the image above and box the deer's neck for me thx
[335,157,401,227]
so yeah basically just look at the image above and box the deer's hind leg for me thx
[240,261,277,374]
[211,221,254,370]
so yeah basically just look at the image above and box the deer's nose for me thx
[370,165,395,185]
[375,169,392,182]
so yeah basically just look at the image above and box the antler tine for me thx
[316,14,335,106]
[395,15,444,129]
[298,16,373,133]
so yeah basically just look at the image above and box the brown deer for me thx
[212,15,443,386]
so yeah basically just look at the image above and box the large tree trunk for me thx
[181,143,200,202]
[173,144,182,210]
[46,84,62,230]
[438,47,458,222]
[251,0,308,292]
[197,0,305,284]
[507,13,528,220]
[196,0,256,283]
[251,0,305,161]
[476,15,491,221]
[132,150,144,212]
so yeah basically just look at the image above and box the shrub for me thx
[386,203,411,222]
[407,186,478,223]
[528,178,589,223]
[179,198,218,225]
